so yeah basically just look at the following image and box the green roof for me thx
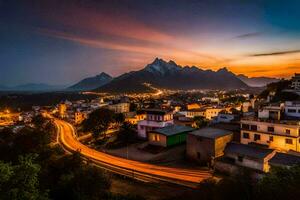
[152,125,195,136]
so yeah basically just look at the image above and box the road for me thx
[54,118,212,187]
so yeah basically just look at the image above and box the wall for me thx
[215,134,233,157]
[186,134,214,164]
[148,132,167,147]
[241,130,300,152]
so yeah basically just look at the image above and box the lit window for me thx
[286,129,291,135]
[269,136,273,142]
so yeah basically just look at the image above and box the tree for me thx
[193,116,208,128]
[117,122,137,144]
[82,108,115,140]
[113,113,125,125]
[0,154,48,200]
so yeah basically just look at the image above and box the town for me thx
[1,1,300,199]
[2,73,300,184]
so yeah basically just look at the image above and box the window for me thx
[269,136,273,142]
[238,156,244,162]
[251,125,258,131]
[286,129,291,135]
[288,109,296,113]
[197,152,201,159]
[268,126,274,132]
[243,132,250,139]
[286,138,293,144]
[242,124,250,130]
[254,134,261,141]
[298,110,300,113]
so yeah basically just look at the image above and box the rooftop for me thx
[152,125,195,136]
[241,116,300,126]
[269,152,300,167]
[224,142,274,160]
[143,109,172,115]
[189,127,232,139]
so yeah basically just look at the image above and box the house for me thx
[240,117,300,152]
[58,103,67,118]
[213,113,235,123]
[291,73,300,90]
[137,109,174,138]
[269,152,300,168]
[179,108,205,119]
[148,125,194,147]
[107,102,130,113]
[205,107,224,120]
[187,103,201,110]
[258,105,283,120]
[186,127,233,165]
[74,111,87,125]
[220,142,275,172]
[125,110,146,125]
[284,101,300,118]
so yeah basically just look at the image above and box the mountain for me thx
[12,83,64,91]
[237,74,279,87]
[68,72,113,91]
[94,58,249,93]
[0,83,65,92]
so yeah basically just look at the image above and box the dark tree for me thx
[82,108,115,139]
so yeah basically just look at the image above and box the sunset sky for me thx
[1,0,300,86]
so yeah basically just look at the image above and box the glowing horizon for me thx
[0,0,300,85]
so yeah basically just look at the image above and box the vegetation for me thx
[0,115,143,200]
[258,80,300,102]
[82,108,115,139]
[193,116,208,128]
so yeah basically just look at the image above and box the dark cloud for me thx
[234,32,263,39]
[249,50,300,57]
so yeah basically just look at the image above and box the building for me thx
[137,109,174,138]
[187,103,201,110]
[284,101,300,118]
[107,102,130,113]
[205,108,224,120]
[148,125,194,147]
[58,103,67,118]
[74,111,87,125]
[240,117,300,152]
[125,111,146,125]
[269,152,300,168]
[258,105,282,120]
[291,73,300,90]
[186,127,233,165]
[220,142,275,172]
[179,108,205,119]
[213,113,235,123]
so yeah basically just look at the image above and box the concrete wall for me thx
[186,134,214,164]
[215,134,233,157]
[241,130,300,152]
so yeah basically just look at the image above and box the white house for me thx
[137,109,174,138]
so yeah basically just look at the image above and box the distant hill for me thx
[237,74,279,87]
[94,58,249,93]
[258,80,300,102]
[0,83,65,92]
[68,72,113,91]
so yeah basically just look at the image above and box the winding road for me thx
[54,118,212,187]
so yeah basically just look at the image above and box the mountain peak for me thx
[144,58,181,75]
[217,67,229,72]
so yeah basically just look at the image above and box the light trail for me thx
[54,118,212,187]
